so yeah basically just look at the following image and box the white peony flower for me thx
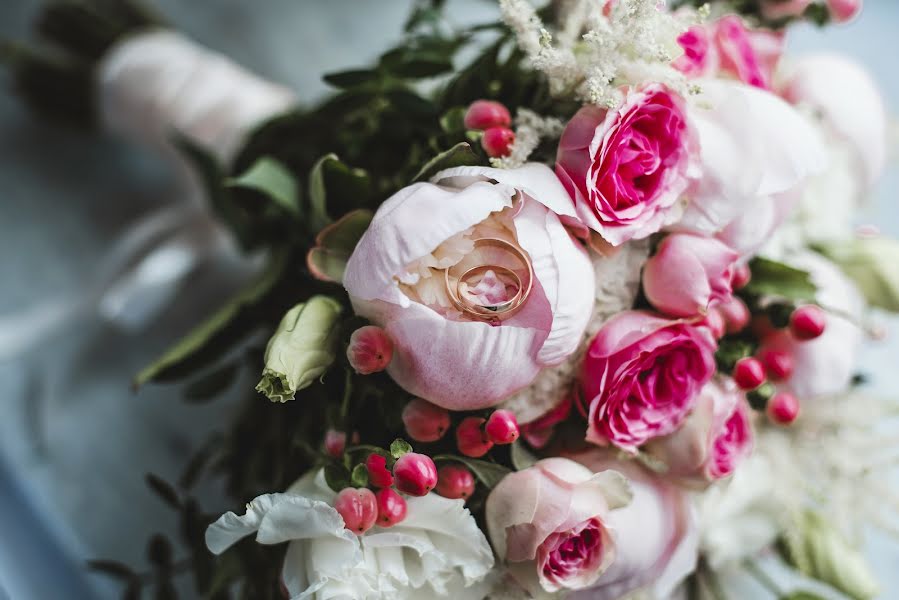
[205,471,494,600]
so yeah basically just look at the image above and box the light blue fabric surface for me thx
[0,1,896,598]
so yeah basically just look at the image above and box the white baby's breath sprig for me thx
[489,108,565,169]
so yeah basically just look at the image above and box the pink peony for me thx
[565,450,699,600]
[555,84,697,246]
[647,378,754,484]
[343,163,594,410]
[485,458,631,595]
[642,233,739,317]
[674,16,784,90]
[580,311,717,452]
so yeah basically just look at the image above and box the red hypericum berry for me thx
[464,99,512,130]
[703,308,726,339]
[827,0,861,23]
[347,325,393,375]
[324,429,346,458]
[402,398,451,442]
[393,452,438,496]
[334,487,378,535]
[436,464,476,500]
[759,349,794,382]
[731,263,752,290]
[734,357,766,391]
[790,305,826,341]
[481,127,515,158]
[365,453,394,488]
[767,392,800,425]
[718,296,750,334]
[375,487,407,527]
[456,416,494,458]
[485,410,519,445]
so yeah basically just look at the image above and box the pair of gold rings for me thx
[443,238,533,322]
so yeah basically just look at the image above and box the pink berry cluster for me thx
[464,99,515,158]
[402,398,520,457]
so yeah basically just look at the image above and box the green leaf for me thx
[308,154,370,233]
[133,250,289,387]
[439,106,467,133]
[745,257,817,301]
[324,463,351,492]
[322,69,380,89]
[390,438,413,459]
[145,474,181,509]
[146,534,173,568]
[817,238,899,312]
[350,463,369,487]
[510,441,538,471]
[433,455,511,489]
[386,89,436,116]
[780,593,828,600]
[225,157,299,217]
[306,209,373,283]
[390,57,453,79]
[411,142,481,183]
[183,362,239,403]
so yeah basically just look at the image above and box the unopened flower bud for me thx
[256,296,343,402]
[436,464,476,500]
[375,487,407,527]
[334,487,378,535]
[347,325,393,375]
[402,398,450,442]
[393,452,438,496]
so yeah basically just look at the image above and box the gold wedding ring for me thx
[444,238,533,323]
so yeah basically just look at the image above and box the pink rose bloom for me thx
[555,84,697,246]
[674,16,784,90]
[758,252,864,400]
[581,311,717,452]
[565,450,699,600]
[485,458,632,595]
[647,378,754,485]
[642,233,739,317]
[759,0,813,20]
[344,164,594,411]
[676,81,825,257]
[780,53,888,190]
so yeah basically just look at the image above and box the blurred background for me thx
[0,1,896,598]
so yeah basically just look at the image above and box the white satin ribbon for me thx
[98,29,297,165]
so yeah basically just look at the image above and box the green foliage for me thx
[307,209,373,283]
[412,142,481,183]
[390,438,413,459]
[817,238,899,312]
[433,455,511,489]
[226,157,300,218]
[745,257,818,301]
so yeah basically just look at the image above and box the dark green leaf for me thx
[390,57,453,79]
[306,209,373,283]
[386,89,436,117]
[510,441,538,471]
[155,579,178,600]
[225,157,300,218]
[133,250,288,386]
[350,463,369,487]
[745,257,817,301]
[183,363,239,403]
[122,580,141,600]
[411,142,480,183]
[146,534,173,568]
[87,560,135,581]
[390,438,413,459]
[439,106,467,133]
[433,455,511,489]
[145,474,181,509]
[308,154,370,233]
[324,463,351,492]
[322,69,380,89]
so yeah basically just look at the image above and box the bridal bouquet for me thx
[6,0,898,598]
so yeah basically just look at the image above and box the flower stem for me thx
[743,560,782,596]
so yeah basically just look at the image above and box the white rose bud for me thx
[256,296,343,402]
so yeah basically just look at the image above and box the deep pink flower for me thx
[581,311,717,452]
[555,84,696,245]
[708,397,753,479]
[642,233,739,317]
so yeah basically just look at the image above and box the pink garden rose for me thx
[581,311,717,452]
[555,84,697,246]
[566,450,699,600]
[485,458,632,595]
[344,163,594,411]
[647,378,754,485]
[642,233,739,317]
[674,16,784,90]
